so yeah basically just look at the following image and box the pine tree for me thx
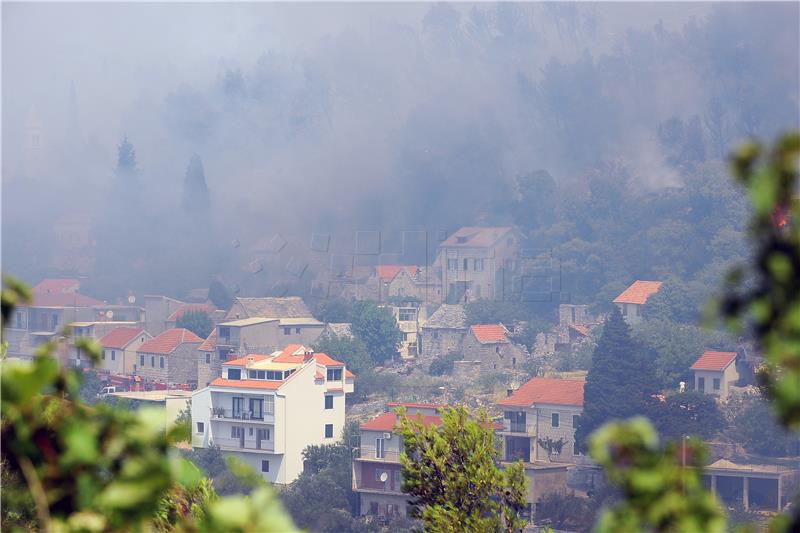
[116,135,138,178]
[182,154,210,211]
[575,307,660,451]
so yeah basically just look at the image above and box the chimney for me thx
[247,356,254,367]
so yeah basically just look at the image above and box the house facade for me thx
[135,328,203,386]
[461,324,527,371]
[691,350,739,399]
[190,344,354,485]
[380,304,428,359]
[98,327,152,375]
[435,227,522,303]
[419,304,467,360]
[353,403,443,519]
[612,280,662,324]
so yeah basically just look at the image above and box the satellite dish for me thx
[128,295,136,304]
[379,472,388,483]
[106,310,114,319]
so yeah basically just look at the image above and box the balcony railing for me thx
[500,420,533,434]
[355,446,402,463]
[210,408,274,421]
[212,436,274,453]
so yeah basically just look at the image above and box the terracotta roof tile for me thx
[33,278,80,294]
[613,281,663,305]
[168,303,216,321]
[386,402,443,409]
[100,327,147,349]
[345,369,356,379]
[137,328,203,355]
[198,330,216,351]
[222,354,271,367]
[376,265,418,281]
[313,353,344,366]
[360,412,442,432]
[32,292,103,308]
[498,377,585,408]
[210,378,282,390]
[471,324,510,344]
[690,350,737,371]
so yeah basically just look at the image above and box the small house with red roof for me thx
[461,323,528,371]
[99,327,152,375]
[135,328,204,386]
[190,344,355,485]
[691,350,739,399]
[613,280,663,324]
[373,265,442,303]
[436,226,523,303]
[354,403,443,519]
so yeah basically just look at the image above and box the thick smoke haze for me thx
[2,2,798,301]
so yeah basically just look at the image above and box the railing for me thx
[210,408,274,421]
[213,436,274,452]
[355,446,402,463]
[500,420,532,434]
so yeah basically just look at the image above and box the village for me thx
[6,225,798,530]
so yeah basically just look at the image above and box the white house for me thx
[191,344,354,485]
[690,350,739,399]
[612,280,662,324]
[98,327,152,375]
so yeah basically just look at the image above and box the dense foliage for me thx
[312,331,371,375]
[351,301,402,365]
[176,310,214,339]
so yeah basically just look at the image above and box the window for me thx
[264,395,275,415]
[393,469,402,485]
[495,346,500,354]
[232,397,244,418]
[111,350,116,361]
[573,440,579,456]
[698,377,705,392]
[447,258,458,271]
[227,369,241,380]
[325,395,333,409]
[474,258,484,271]
[402,332,409,341]
[369,502,379,515]
[102,351,106,361]
[205,353,210,364]
[140,354,144,366]
[150,356,155,367]
[376,437,385,459]
[463,258,468,271]
[249,398,264,419]
[159,357,164,369]
[261,460,269,473]
[327,368,343,381]
[231,426,244,438]
[713,378,721,390]
[512,357,516,368]
[196,422,204,434]
[295,327,301,334]
[573,415,580,429]
[621,305,628,317]
[399,308,416,321]
[324,424,334,439]
[249,370,257,379]
[551,413,560,428]
[283,327,291,335]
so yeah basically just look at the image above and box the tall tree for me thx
[176,310,214,339]
[396,406,527,532]
[182,154,210,211]
[350,301,402,365]
[312,332,371,375]
[208,279,234,311]
[116,135,138,178]
[575,307,660,451]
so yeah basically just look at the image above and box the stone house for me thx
[144,295,186,336]
[135,328,203,386]
[690,350,739,400]
[613,280,662,325]
[374,265,443,304]
[435,226,523,303]
[419,304,467,360]
[196,330,218,388]
[461,324,527,371]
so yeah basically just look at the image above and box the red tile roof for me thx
[345,369,356,379]
[470,324,510,344]
[100,327,147,349]
[137,328,203,354]
[313,353,344,366]
[360,412,442,432]
[315,371,324,380]
[498,377,585,408]
[613,281,663,305]
[167,303,216,321]
[376,265,417,281]
[440,227,515,248]
[223,354,271,367]
[198,330,217,351]
[569,324,591,337]
[210,378,282,390]
[690,350,737,371]
[272,344,312,363]
[386,402,443,409]
[33,278,80,294]
[32,292,103,308]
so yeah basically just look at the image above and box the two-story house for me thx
[690,350,739,399]
[135,328,204,387]
[496,377,584,517]
[461,324,527,371]
[612,280,662,324]
[353,403,443,519]
[435,227,522,303]
[191,344,354,485]
[380,304,428,359]
[69,320,141,368]
[419,304,467,360]
[99,327,152,375]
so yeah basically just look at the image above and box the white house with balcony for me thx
[190,344,354,485]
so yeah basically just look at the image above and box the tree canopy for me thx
[176,309,214,339]
[351,301,402,365]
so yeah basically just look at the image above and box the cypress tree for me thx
[182,154,210,211]
[575,307,660,451]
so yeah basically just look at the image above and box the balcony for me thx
[352,463,404,495]
[354,446,402,463]
[210,408,274,424]
[213,436,274,453]
[498,419,534,435]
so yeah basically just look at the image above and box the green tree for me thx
[535,491,594,532]
[651,391,725,442]
[396,406,527,532]
[464,298,525,327]
[176,309,214,339]
[643,277,703,324]
[727,394,799,457]
[116,135,138,178]
[182,154,210,211]
[575,307,660,451]
[208,279,233,311]
[312,332,371,375]
[351,301,402,365]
